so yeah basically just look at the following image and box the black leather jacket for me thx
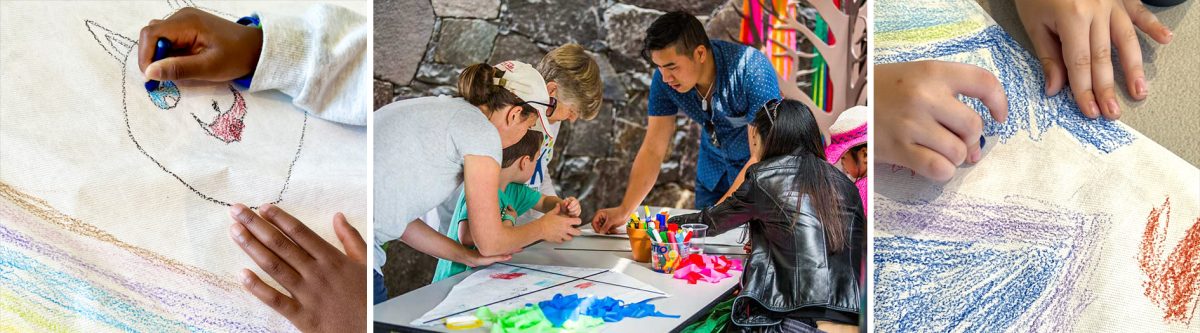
[670,148,865,327]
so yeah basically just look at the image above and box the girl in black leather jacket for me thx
[674,99,866,333]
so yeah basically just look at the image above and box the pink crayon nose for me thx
[193,85,247,143]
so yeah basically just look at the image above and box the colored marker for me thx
[145,37,171,91]
[980,135,986,149]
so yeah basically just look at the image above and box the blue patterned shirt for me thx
[648,39,781,194]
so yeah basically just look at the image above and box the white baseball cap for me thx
[493,60,553,138]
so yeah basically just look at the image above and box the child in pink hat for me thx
[825,106,869,215]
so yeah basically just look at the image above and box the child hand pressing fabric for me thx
[228,204,367,333]
[1014,0,1173,120]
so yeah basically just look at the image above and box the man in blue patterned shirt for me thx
[591,11,780,233]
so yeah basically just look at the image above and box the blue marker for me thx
[144,38,171,92]
[979,135,986,149]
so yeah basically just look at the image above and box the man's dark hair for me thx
[501,131,544,168]
[641,11,711,63]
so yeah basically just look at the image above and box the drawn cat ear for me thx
[84,20,136,64]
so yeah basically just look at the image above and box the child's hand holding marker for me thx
[875,61,1009,182]
[138,7,263,84]
[1015,0,1172,120]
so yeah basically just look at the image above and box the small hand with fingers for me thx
[228,204,366,333]
[1015,0,1173,120]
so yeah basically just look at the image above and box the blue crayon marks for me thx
[0,236,199,331]
[147,80,180,110]
[874,193,1110,333]
[875,237,1061,331]
[877,25,1135,153]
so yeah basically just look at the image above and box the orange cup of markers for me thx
[628,228,652,263]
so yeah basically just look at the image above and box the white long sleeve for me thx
[249,4,368,126]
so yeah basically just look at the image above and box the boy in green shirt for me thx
[432,131,582,281]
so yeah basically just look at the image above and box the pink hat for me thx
[825,106,869,164]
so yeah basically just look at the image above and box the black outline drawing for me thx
[85,19,306,208]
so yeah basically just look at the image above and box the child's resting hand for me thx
[875,61,1009,182]
[226,204,366,333]
[138,7,263,83]
[1014,0,1172,120]
[559,197,582,218]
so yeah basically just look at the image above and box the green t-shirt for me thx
[432,182,543,282]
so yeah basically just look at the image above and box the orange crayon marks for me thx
[1138,197,1200,325]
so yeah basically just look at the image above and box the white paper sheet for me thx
[412,263,668,327]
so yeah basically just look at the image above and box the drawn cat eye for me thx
[148,80,181,109]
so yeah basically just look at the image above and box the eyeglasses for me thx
[519,97,558,119]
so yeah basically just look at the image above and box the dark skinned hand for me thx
[228,204,366,333]
[138,7,263,82]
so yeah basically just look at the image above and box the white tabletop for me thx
[374,207,749,332]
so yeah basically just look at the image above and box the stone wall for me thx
[373,0,806,296]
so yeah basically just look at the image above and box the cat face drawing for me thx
[86,18,306,207]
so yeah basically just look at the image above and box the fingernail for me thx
[1136,77,1148,97]
[239,270,252,285]
[1107,99,1120,118]
[146,64,162,80]
[258,204,274,217]
[230,223,246,244]
[970,149,982,164]
[229,204,245,222]
[1089,101,1101,118]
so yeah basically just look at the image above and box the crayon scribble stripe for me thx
[0,182,236,292]
[0,287,72,333]
[874,193,1110,332]
[0,209,277,332]
[0,182,290,332]
[0,241,199,331]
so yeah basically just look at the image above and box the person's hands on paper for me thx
[1014,0,1173,120]
[138,7,263,83]
[590,206,633,235]
[558,197,582,218]
[875,61,1009,182]
[538,206,582,242]
[226,204,365,333]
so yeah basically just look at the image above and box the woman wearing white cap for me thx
[372,61,583,303]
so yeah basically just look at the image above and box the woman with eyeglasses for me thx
[372,61,585,304]
[511,43,605,225]
[672,99,865,333]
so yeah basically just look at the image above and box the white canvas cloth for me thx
[0,1,367,331]
[873,1,1199,332]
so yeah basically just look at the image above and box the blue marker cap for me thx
[144,38,171,92]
